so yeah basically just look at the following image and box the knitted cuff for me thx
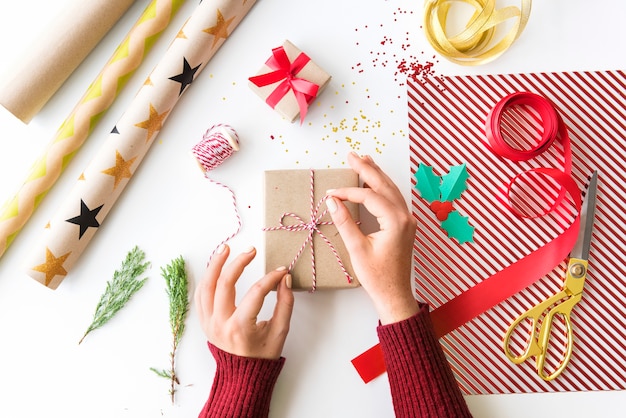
[200,342,285,418]
[377,304,472,418]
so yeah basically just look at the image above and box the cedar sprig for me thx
[79,246,150,344]
[150,255,189,404]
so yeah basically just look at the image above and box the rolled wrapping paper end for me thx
[191,124,240,174]
[0,0,137,123]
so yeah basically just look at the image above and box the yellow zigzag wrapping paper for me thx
[0,0,137,123]
[0,0,186,260]
[26,0,258,289]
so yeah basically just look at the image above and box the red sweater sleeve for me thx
[377,303,473,418]
[198,342,285,418]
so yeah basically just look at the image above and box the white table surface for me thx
[0,0,624,416]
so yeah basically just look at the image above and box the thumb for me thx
[326,196,367,255]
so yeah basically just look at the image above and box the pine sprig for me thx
[151,255,189,404]
[79,246,150,344]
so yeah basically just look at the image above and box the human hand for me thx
[326,152,419,325]
[194,245,294,359]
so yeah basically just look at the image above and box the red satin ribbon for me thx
[352,92,582,383]
[249,46,320,124]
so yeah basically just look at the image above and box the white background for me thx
[0,0,624,417]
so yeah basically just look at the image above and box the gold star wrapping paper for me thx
[0,0,187,259]
[25,0,258,289]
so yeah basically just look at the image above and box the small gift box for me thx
[264,169,360,291]
[249,40,331,124]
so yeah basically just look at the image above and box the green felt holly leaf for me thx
[440,163,469,202]
[414,163,441,203]
[441,211,475,244]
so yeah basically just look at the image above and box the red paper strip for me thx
[351,344,385,383]
[352,92,582,383]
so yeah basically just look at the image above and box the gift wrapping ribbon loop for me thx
[248,46,320,124]
[423,0,532,66]
[485,92,573,219]
[263,169,353,292]
[352,91,582,383]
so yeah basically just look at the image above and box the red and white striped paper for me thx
[408,70,626,394]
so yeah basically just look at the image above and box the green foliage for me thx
[415,162,469,203]
[414,162,475,244]
[414,163,441,203]
[162,256,189,346]
[442,211,475,244]
[152,256,189,404]
[440,163,469,201]
[149,367,173,380]
[79,246,150,344]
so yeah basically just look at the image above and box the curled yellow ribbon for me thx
[423,0,532,65]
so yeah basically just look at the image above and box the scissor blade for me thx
[570,171,598,260]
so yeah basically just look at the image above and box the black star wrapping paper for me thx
[25,0,259,289]
[168,57,201,95]
[65,200,103,239]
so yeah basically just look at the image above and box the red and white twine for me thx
[263,169,353,292]
[192,123,240,172]
[191,124,242,258]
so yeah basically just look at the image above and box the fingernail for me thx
[326,188,336,195]
[350,151,360,158]
[285,274,292,289]
[326,197,338,213]
[244,246,255,253]
[276,265,287,271]
[215,244,226,254]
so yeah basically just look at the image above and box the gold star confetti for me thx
[102,150,137,189]
[134,103,169,142]
[203,9,235,48]
[32,247,71,286]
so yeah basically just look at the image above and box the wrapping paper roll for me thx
[0,0,137,123]
[0,0,186,260]
[25,0,258,289]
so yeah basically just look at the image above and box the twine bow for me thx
[263,169,353,292]
[249,46,320,124]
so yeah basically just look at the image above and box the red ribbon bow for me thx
[249,46,320,124]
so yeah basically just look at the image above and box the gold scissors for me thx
[503,170,598,381]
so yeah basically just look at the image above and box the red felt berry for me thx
[430,200,453,221]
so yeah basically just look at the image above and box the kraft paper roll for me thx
[25,0,258,289]
[0,0,137,123]
[0,0,186,260]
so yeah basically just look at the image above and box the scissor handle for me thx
[503,298,556,364]
[504,292,581,380]
[534,295,579,381]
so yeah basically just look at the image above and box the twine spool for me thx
[191,123,242,259]
[191,123,240,173]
